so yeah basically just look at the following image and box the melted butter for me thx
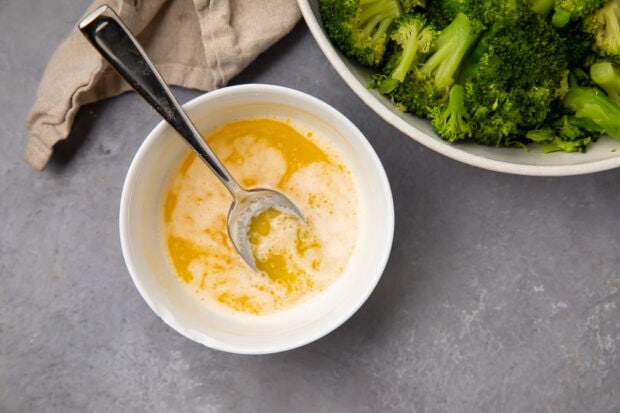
[248,208,320,292]
[162,118,358,315]
[214,119,332,185]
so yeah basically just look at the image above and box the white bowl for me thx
[298,0,620,176]
[119,84,394,354]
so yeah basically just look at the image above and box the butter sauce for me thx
[162,118,359,315]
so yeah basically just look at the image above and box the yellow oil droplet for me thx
[248,208,313,291]
[163,192,177,223]
[166,236,202,283]
[248,208,282,243]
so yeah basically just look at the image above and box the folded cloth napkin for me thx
[24,0,301,170]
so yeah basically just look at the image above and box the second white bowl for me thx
[298,0,620,176]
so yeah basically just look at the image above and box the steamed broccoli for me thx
[375,11,481,115]
[583,0,620,58]
[556,21,598,68]
[320,0,620,153]
[400,0,426,12]
[526,115,598,153]
[375,67,446,115]
[424,0,468,28]
[590,60,620,102]
[527,0,555,16]
[420,12,483,89]
[320,0,402,67]
[426,0,528,27]
[550,0,606,28]
[429,84,472,142]
[378,13,435,90]
[461,5,568,146]
[562,78,620,138]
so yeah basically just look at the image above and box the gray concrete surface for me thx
[1,1,619,412]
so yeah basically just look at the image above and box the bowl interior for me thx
[298,0,620,176]
[120,84,394,354]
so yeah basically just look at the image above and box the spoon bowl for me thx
[79,5,303,271]
[227,188,304,272]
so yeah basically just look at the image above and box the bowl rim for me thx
[119,83,395,354]
[297,0,620,177]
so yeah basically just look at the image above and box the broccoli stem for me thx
[597,1,620,53]
[392,41,419,82]
[552,9,571,27]
[430,84,472,142]
[563,86,620,138]
[590,61,620,103]
[360,0,402,40]
[420,13,480,89]
[389,17,431,82]
[528,0,554,16]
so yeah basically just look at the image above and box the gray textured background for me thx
[1,1,619,412]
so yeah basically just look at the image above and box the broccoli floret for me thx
[425,0,500,27]
[526,115,597,152]
[562,81,620,138]
[378,13,434,91]
[426,0,528,27]
[556,22,597,68]
[320,0,402,67]
[424,0,462,28]
[420,12,483,89]
[374,11,481,116]
[375,68,447,115]
[400,0,426,13]
[583,0,620,59]
[320,0,615,153]
[551,0,606,28]
[429,84,473,142]
[461,6,569,146]
[590,60,620,102]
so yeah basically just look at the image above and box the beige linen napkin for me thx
[24,0,301,170]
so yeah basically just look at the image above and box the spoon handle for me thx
[79,5,241,196]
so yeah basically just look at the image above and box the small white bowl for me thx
[298,0,620,176]
[119,84,394,354]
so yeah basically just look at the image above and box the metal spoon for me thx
[79,5,303,272]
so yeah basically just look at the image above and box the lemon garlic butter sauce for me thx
[162,117,359,315]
